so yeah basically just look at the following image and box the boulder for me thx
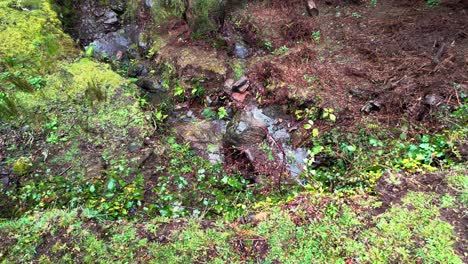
[175,120,226,164]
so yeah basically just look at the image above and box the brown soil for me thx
[230,231,269,262]
[234,0,467,132]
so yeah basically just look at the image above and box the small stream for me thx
[64,0,309,180]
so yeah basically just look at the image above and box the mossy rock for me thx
[0,0,75,71]
[177,47,227,76]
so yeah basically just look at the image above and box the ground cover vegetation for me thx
[0,0,467,262]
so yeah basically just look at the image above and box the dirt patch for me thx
[373,172,448,215]
[236,0,467,135]
[281,194,333,225]
[231,231,269,262]
[0,233,18,259]
[35,227,72,260]
[153,220,187,244]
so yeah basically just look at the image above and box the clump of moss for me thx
[12,157,32,176]
[0,0,74,72]
[177,47,227,76]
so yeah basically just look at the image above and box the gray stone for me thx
[108,0,126,12]
[175,120,227,164]
[0,176,9,187]
[136,77,165,93]
[144,0,154,8]
[88,26,140,60]
[103,11,119,25]
[234,43,249,59]
[361,100,382,113]
[424,94,443,106]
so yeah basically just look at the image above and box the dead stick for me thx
[453,85,461,107]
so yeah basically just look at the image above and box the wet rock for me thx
[226,106,272,146]
[87,26,139,60]
[136,77,164,93]
[361,100,382,113]
[234,43,249,59]
[128,144,140,153]
[285,147,308,178]
[424,94,443,106]
[75,1,122,44]
[128,63,150,77]
[137,77,169,105]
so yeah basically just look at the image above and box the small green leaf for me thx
[85,45,95,57]
[312,128,319,137]
[346,145,357,152]
[218,107,228,119]
[329,114,337,122]
[107,178,116,192]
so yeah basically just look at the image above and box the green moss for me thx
[177,48,226,76]
[12,157,32,175]
[0,190,464,263]
[0,0,74,71]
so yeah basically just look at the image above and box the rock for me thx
[232,92,249,103]
[88,26,139,60]
[232,76,250,93]
[103,10,119,25]
[136,77,165,93]
[459,143,468,162]
[285,147,308,178]
[108,0,126,12]
[128,63,150,77]
[0,176,9,187]
[234,43,249,59]
[225,106,272,146]
[224,78,234,94]
[128,144,140,153]
[76,1,121,43]
[144,0,154,8]
[361,100,382,113]
[305,0,319,16]
[175,120,226,164]
[424,94,443,106]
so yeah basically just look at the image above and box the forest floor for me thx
[0,0,467,262]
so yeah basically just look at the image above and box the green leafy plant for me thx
[217,107,228,119]
[426,0,440,7]
[272,46,289,55]
[322,108,336,122]
[312,30,321,42]
[303,74,318,84]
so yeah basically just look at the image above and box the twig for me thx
[453,84,462,107]
[58,166,73,176]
